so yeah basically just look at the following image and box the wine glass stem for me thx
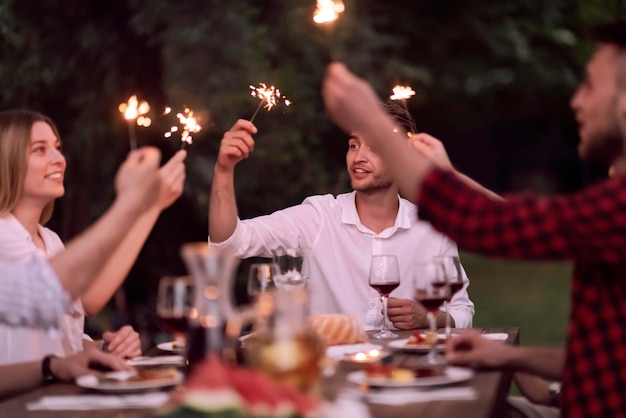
[381,295,390,332]
[427,311,437,361]
[444,301,451,338]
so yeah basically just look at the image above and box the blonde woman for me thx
[0,109,186,364]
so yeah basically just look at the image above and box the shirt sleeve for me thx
[209,200,322,258]
[418,169,626,263]
[0,255,69,333]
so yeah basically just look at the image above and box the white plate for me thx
[326,343,383,361]
[347,366,474,388]
[481,333,508,341]
[156,341,185,353]
[387,337,446,353]
[76,370,183,393]
[126,355,185,366]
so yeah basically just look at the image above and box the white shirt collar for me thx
[339,191,414,237]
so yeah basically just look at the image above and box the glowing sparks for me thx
[313,0,345,24]
[249,83,291,123]
[118,95,151,150]
[164,107,201,149]
[390,85,416,101]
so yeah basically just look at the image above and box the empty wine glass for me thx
[247,263,280,304]
[434,256,463,338]
[368,254,400,339]
[414,262,450,365]
[157,275,194,350]
[272,247,308,290]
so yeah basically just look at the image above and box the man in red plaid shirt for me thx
[322,18,626,418]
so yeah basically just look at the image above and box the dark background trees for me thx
[0,0,623,342]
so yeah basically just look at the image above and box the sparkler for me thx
[118,95,151,150]
[164,107,202,150]
[390,85,416,113]
[313,0,345,60]
[248,83,291,123]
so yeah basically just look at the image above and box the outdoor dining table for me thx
[0,327,519,418]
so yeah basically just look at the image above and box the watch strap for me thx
[41,355,58,383]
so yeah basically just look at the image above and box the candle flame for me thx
[313,0,345,24]
[390,85,416,101]
[249,83,289,112]
[118,95,151,125]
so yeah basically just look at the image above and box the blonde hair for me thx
[0,109,61,224]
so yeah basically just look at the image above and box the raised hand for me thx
[409,133,454,170]
[216,119,258,172]
[155,150,187,210]
[115,147,162,214]
[102,325,142,359]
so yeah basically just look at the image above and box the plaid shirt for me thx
[418,168,626,418]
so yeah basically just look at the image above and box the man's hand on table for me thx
[386,297,428,329]
[445,330,513,368]
[50,345,132,382]
[102,325,142,358]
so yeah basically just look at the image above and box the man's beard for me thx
[580,124,624,165]
[352,177,394,193]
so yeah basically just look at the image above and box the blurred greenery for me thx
[0,0,621,343]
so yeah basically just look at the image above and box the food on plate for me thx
[129,367,178,382]
[160,355,320,418]
[308,314,367,346]
[405,331,445,346]
[364,364,444,382]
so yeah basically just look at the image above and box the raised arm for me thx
[49,147,161,299]
[208,119,257,243]
[80,150,187,314]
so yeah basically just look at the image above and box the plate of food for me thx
[347,365,473,388]
[387,332,447,352]
[76,368,184,393]
[157,341,185,353]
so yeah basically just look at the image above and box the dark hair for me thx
[381,101,417,135]
[590,19,626,48]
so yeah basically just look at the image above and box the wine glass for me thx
[272,247,308,291]
[369,254,401,339]
[434,256,463,338]
[414,262,450,365]
[247,263,280,304]
[157,275,194,350]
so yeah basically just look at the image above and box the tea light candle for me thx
[348,349,384,363]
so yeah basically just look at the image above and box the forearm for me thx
[514,372,552,406]
[49,197,143,300]
[0,361,44,399]
[208,166,239,242]
[454,171,503,201]
[81,207,160,314]
[356,105,434,202]
[506,347,564,381]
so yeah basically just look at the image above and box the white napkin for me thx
[126,355,185,366]
[26,393,170,410]
[362,387,477,405]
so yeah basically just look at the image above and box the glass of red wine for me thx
[434,256,463,338]
[369,254,401,339]
[157,275,194,351]
[414,262,450,365]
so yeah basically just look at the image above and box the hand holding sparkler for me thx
[248,83,291,123]
[118,95,151,150]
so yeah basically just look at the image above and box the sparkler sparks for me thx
[390,85,416,102]
[164,107,202,149]
[248,83,291,123]
[313,0,345,24]
[118,95,151,150]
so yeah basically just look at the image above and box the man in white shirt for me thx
[209,104,474,330]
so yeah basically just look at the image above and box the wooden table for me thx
[0,327,518,418]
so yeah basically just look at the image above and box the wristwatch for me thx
[41,355,59,383]
[548,381,561,408]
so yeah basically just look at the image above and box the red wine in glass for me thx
[449,282,463,296]
[418,296,447,312]
[158,314,189,337]
[370,282,400,296]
